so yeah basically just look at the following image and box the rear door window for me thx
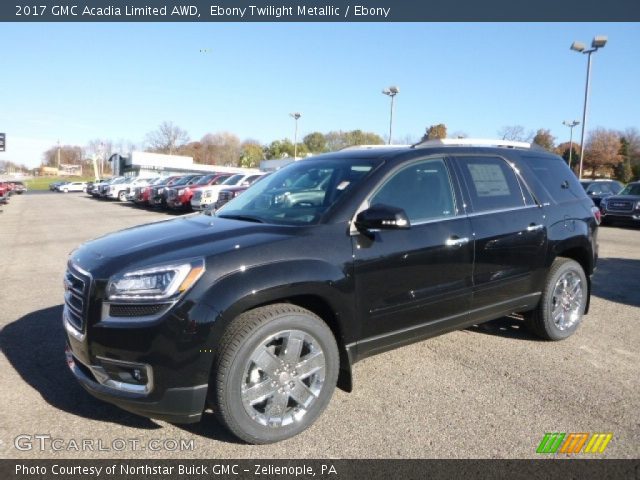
[518,154,585,204]
[456,156,526,212]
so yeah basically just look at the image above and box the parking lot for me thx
[0,191,638,459]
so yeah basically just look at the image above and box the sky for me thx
[1,22,639,168]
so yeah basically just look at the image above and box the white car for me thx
[58,181,87,193]
[107,177,155,201]
[191,172,263,211]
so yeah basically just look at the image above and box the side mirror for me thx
[355,204,410,233]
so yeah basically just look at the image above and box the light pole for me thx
[290,112,301,160]
[382,86,399,144]
[562,120,580,170]
[56,139,61,170]
[570,36,607,179]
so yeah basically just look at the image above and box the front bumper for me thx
[66,345,207,423]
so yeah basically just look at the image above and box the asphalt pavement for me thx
[0,192,638,458]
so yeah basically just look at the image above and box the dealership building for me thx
[109,151,256,177]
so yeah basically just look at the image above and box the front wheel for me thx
[212,304,339,444]
[118,191,127,202]
[524,258,588,340]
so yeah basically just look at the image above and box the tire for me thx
[63,188,68,193]
[212,304,339,444]
[524,258,587,341]
[118,191,127,202]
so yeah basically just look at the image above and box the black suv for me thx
[580,179,623,207]
[63,140,599,444]
[599,181,640,225]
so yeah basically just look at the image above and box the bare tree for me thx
[145,121,190,154]
[200,132,242,166]
[497,125,534,142]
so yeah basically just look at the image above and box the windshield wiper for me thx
[216,214,265,223]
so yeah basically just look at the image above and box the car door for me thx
[352,157,474,356]
[452,155,548,321]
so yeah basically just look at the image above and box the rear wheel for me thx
[524,258,587,340]
[212,304,339,444]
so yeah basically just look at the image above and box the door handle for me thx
[446,236,469,247]
[526,223,544,232]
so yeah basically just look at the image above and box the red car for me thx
[166,173,232,211]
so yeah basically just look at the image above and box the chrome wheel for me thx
[551,270,583,330]
[241,329,326,428]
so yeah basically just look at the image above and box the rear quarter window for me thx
[518,154,586,204]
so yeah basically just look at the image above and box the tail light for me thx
[591,206,601,225]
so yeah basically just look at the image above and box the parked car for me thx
[192,172,262,211]
[86,179,108,196]
[580,179,623,207]
[63,139,598,444]
[104,177,154,201]
[13,181,27,194]
[58,181,87,193]
[49,181,65,191]
[131,177,167,206]
[150,176,187,208]
[97,177,127,198]
[599,181,640,226]
[166,173,232,211]
[212,174,269,211]
[162,174,204,209]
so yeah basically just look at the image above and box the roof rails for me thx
[340,144,411,151]
[413,138,532,149]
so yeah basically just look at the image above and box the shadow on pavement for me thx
[0,305,159,429]
[592,257,640,307]
[467,315,539,341]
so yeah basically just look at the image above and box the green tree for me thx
[265,139,295,159]
[239,141,264,168]
[533,128,556,151]
[615,138,634,183]
[555,141,581,171]
[324,130,384,151]
[303,132,327,153]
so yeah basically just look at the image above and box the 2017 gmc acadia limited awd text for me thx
[63,140,599,444]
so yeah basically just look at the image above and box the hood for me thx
[70,214,295,276]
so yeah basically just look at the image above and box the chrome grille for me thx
[64,266,90,331]
[606,200,633,212]
[167,188,177,200]
[218,191,232,203]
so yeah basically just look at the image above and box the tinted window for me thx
[370,158,455,223]
[620,184,640,196]
[458,156,525,211]
[519,155,585,204]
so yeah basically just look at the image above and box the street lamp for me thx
[382,86,399,144]
[562,120,580,170]
[290,112,301,160]
[570,35,607,179]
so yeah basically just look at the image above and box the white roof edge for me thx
[418,138,531,149]
[340,144,411,150]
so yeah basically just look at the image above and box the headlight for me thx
[204,191,212,198]
[106,259,205,301]
[178,189,185,195]
[635,200,640,210]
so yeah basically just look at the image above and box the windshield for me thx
[216,157,379,225]
[223,174,244,185]
[619,184,640,196]
[212,175,231,185]
[196,174,216,185]
[173,176,195,186]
